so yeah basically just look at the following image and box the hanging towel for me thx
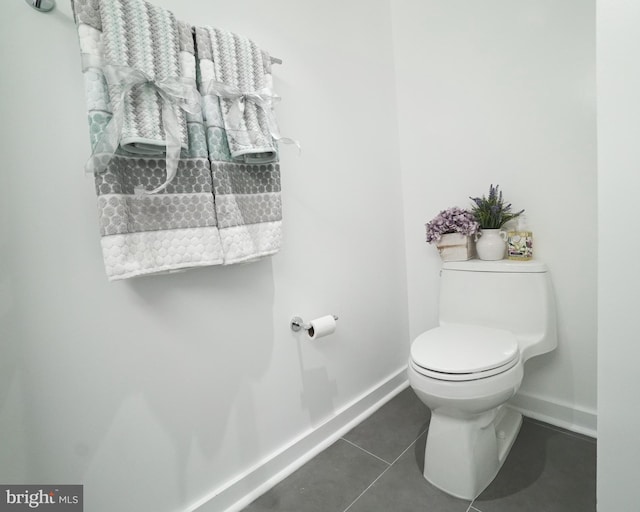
[199,27,279,164]
[77,0,205,196]
[73,0,224,280]
[195,27,283,264]
[99,0,188,156]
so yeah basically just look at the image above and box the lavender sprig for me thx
[469,184,524,229]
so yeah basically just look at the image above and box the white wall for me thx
[597,0,640,509]
[0,2,409,511]
[391,0,597,434]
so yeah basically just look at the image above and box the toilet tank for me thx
[438,259,557,362]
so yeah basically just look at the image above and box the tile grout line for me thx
[469,489,485,510]
[339,438,392,466]
[341,427,430,512]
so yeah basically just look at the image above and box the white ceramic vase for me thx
[475,229,507,260]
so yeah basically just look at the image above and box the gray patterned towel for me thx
[196,27,283,263]
[98,0,188,156]
[73,0,224,280]
[201,27,279,164]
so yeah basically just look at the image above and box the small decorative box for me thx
[507,230,533,260]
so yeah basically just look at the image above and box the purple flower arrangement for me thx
[425,207,479,243]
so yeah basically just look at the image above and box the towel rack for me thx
[26,0,282,65]
[25,0,56,12]
[26,0,282,67]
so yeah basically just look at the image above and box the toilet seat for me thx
[411,325,519,382]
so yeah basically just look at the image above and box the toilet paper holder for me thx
[290,315,338,333]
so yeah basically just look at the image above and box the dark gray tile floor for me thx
[242,387,596,512]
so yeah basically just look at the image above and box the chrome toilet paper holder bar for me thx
[290,315,338,333]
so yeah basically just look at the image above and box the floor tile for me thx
[242,439,388,512]
[346,432,471,512]
[342,387,430,463]
[472,418,596,512]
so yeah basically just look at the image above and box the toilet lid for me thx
[411,325,519,377]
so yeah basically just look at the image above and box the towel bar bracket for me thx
[290,316,309,332]
[25,0,56,12]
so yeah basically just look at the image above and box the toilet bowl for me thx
[409,260,557,500]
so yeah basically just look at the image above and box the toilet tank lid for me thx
[443,260,548,273]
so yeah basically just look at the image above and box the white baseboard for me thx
[187,366,409,512]
[509,391,597,438]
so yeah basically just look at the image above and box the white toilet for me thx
[408,259,557,500]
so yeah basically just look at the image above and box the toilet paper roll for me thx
[307,315,337,340]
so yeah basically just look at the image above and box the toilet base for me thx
[423,406,522,500]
